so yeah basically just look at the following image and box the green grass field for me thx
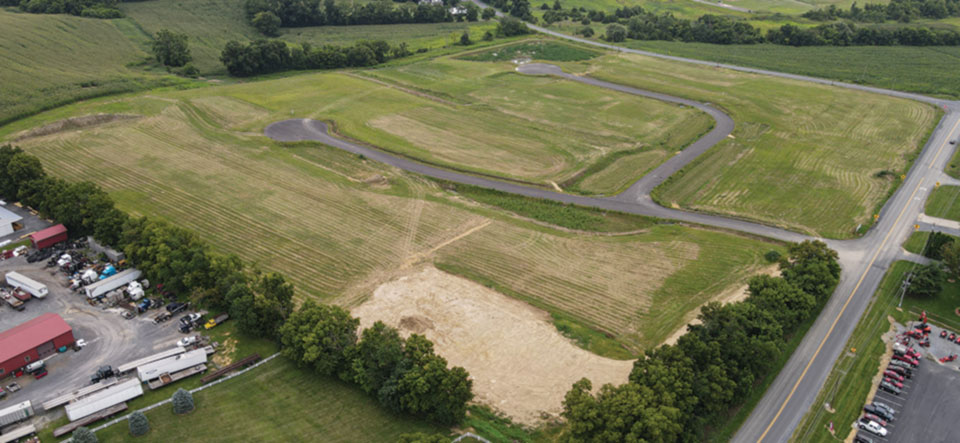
[925,185,960,221]
[616,41,960,99]
[348,53,713,188]
[89,357,446,442]
[4,64,776,359]
[567,52,937,238]
[792,260,960,442]
[904,231,932,255]
[0,10,185,126]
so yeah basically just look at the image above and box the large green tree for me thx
[349,321,406,395]
[746,274,816,331]
[152,29,192,67]
[279,301,359,377]
[907,263,944,297]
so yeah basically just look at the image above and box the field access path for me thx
[266,52,960,442]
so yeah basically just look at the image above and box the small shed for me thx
[0,206,22,238]
[29,224,67,250]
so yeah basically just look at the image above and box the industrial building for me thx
[29,223,67,250]
[0,313,74,377]
[0,206,22,238]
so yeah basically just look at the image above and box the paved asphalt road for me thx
[267,27,960,441]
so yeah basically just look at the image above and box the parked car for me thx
[862,413,887,427]
[879,381,901,395]
[892,354,918,366]
[177,335,199,348]
[166,302,188,314]
[34,370,48,380]
[179,313,202,325]
[858,419,888,437]
[883,377,903,389]
[886,365,911,378]
[889,359,912,370]
[872,401,896,419]
[883,370,904,382]
[854,435,875,443]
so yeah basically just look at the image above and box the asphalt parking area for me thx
[0,257,182,420]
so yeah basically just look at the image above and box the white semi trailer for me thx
[4,271,47,298]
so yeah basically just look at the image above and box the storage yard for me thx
[0,217,221,438]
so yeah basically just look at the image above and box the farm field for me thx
[331,51,713,189]
[0,10,182,126]
[924,185,960,221]
[91,357,446,442]
[618,41,960,99]
[120,0,499,73]
[5,68,775,359]
[563,52,938,238]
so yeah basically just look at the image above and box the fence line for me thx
[77,352,281,437]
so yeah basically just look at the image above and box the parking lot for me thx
[0,257,182,421]
[856,323,960,442]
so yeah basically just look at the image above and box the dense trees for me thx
[243,0,467,33]
[496,16,530,36]
[3,0,124,18]
[152,30,192,67]
[281,307,473,424]
[803,0,960,23]
[563,240,840,441]
[220,39,410,76]
[907,263,944,297]
[941,239,960,278]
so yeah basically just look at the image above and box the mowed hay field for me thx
[0,10,176,125]
[94,357,446,442]
[6,68,774,358]
[571,53,938,238]
[360,54,713,191]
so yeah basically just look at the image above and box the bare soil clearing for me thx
[15,113,139,140]
[352,266,634,425]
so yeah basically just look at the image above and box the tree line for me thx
[562,240,841,441]
[0,144,473,425]
[243,0,480,35]
[280,303,473,424]
[803,0,960,22]
[0,0,133,18]
[220,39,411,77]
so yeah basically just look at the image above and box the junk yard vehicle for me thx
[5,271,48,298]
[204,313,228,330]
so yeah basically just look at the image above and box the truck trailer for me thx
[137,349,207,382]
[0,401,34,427]
[4,271,48,298]
[83,269,141,299]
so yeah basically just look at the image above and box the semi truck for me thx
[4,271,48,298]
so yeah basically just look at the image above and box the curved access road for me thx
[267,39,960,442]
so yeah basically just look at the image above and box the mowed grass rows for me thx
[573,53,937,238]
[10,68,776,358]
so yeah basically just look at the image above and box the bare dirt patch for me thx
[15,113,139,140]
[352,266,634,426]
[662,264,780,346]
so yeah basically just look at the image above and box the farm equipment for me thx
[940,354,957,363]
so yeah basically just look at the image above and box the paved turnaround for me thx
[265,36,960,442]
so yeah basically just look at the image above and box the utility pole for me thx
[897,272,913,309]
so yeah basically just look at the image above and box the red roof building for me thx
[29,224,67,250]
[0,313,74,377]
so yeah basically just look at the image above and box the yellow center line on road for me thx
[758,113,959,443]
[757,178,925,442]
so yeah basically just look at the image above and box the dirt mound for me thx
[352,266,634,426]
[16,113,139,140]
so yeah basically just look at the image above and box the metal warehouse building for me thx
[0,313,74,378]
[0,206,22,238]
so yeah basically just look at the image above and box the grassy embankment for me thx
[568,53,938,238]
[792,258,960,442]
[5,62,777,356]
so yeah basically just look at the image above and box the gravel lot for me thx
[0,257,181,424]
